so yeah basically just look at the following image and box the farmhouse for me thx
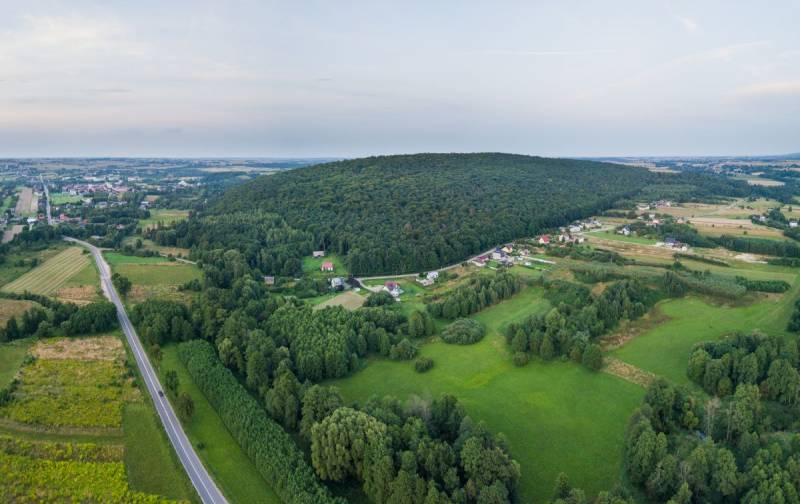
[313,250,326,258]
[538,235,551,245]
[320,261,334,272]
[416,270,439,287]
[619,226,631,236]
[331,277,344,291]
[263,275,275,285]
[472,255,488,267]
[383,281,403,297]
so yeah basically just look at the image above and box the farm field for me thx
[0,246,67,288]
[313,290,365,311]
[1,247,90,296]
[105,252,201,304]
[122,236,191,257]
[0,299,39,328]
[158,346,280,504]
[14,187,37,217]
[2,224,24,244]
[329,285,645,502]
[0,335,194,502]
[138,209,190,230]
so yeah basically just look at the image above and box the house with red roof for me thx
[320,261,334,272]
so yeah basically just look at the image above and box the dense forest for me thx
[157,154,665,276]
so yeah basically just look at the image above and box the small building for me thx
[568,225,582,234]
[538,235,550,245]
[384,281,403,297]
[491,251,503,260]
[426,271,439,281]
[791,221,798,228]
[331,277,344,291]
[417,277,434,287]
[313,250,326,258]
[472,256,488,267]
[619,226,631,236]
[263,276,275,285]
[501,245,513,254]
[321,261,334,272]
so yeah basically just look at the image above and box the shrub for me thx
[414,357,434,373]
[513,352,530,367]
[389,338,418,360]
[441,318,486,345]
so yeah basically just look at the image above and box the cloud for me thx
[475,49,609,57]
[676,16,698,32]
[732,80,800,98]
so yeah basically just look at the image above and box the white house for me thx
[791,221,798,228]
[312,250,326,258]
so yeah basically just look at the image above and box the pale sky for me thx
[0,1,798,157]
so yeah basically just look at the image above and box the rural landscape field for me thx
[2,1,800,503]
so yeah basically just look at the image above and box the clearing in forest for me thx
[329,286,645,502]
[313,290,365,311]
[1,247,90,296]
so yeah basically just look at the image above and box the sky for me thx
[0,1,798,158]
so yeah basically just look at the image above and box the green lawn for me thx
[302,254,348,277]
[0,338,34,387]
[122,402,196,501]
[50,193,84,205]
[158,346,280,504]
[104,252,170,265]
[62,258,100,287]
[588,230,658,245]
[138,209,190,230]
[612,287,797,386]
[329,286,645,502]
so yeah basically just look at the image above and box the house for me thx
[619,226,631,236]
[331,277,344,291]
[313,250,326,258]
[320,261,334,272]
[263,276,275,286]
[426,271,439,281]
[568,225,582,234]
[538,235,551,245]
[791,221,798,228]
[472,256,488,267]
[664,237,677,247]
[501,245,513,254]
[383,281,403,297]
[417,277,434,287]
[491,251,503,260]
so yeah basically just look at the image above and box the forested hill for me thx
[206,153,656,275]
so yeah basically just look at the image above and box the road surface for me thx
[40,175,52,225]
[65,237,228,504]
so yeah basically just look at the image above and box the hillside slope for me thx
[208,153,654,275]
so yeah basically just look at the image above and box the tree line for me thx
[0,294,117,342]
[426,271,524,320]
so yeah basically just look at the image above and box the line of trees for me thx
[0,297,117,342]
[178,340,342,504]
[712,234,800,258]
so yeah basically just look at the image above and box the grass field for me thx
[158,346,280,504]
[105,252,172,265]
[0,299,39,328]
[314,290,366,311]
[302,253,348,277]
[122,402,196,501]
[50,193,84,204]
[0,338,34,388]
[0,336,137,429]
[138,209,190,230]
[1,247,90,296]
[122,236,191,257]
[611,285,797,386]
[587,229,658,245]
[329,286,645,502]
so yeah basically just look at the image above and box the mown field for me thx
[302,253,348,277]
[0,246,66,288]
[329,285,645,502]
[0,334,194,502]
[105,252,202,304]
[1,247,90,296]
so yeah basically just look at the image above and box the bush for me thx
[513,352,530,367]
[363,291,394,307]
[414,356,433,373]
[582,344,603,371]
[441,318,486,345]
[389,338,418,360]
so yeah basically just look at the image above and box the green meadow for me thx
[329,286,645,502]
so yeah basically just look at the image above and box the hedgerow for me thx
[177,339,343,504]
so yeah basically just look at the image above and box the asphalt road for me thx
[65,237,228,504]
[40,175,52,225]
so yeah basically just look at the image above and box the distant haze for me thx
[1,1,798,157]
